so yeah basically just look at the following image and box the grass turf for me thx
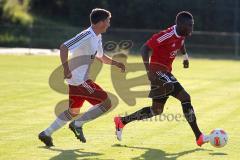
[0,54,239,160]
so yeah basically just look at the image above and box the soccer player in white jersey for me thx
[39,8,125,147]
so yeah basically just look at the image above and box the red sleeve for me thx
[146,33,162,49]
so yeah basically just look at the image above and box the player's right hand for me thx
[64,68,72,79]
[183,59,189,68]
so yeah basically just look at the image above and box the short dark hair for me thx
[90,8,111,24]
[176,11,193,25]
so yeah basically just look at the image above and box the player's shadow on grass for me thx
[38,147,111,160]
[112,144,214,160]
[209,152,228,156]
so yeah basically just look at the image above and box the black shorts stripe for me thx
[65,31,91,48]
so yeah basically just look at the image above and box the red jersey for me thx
[146,25,185,72]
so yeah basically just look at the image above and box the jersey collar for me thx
[173,25,181,38]
[88,26,102,39]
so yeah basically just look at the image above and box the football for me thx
[209,129,228,148]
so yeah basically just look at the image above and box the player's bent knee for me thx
[152,107,163,115]
[151,102,164,115]
[69,108,80,117]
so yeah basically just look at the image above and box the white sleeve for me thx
[64,31,91,53]
[96,39,104,58]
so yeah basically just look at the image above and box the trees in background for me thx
[0,0,239,32]
[0,0,33,25]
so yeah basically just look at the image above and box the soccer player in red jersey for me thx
[114,11,209,147]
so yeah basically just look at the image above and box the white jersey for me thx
[63,26,104,86]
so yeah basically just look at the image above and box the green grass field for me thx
[0,54,240,160]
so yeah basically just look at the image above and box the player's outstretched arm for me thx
[60,44,72,79]
[97,54,125,72]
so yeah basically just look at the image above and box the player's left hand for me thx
[183,59,189,68]
[115,62,126,72]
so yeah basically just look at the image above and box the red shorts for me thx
[69,79,108,108]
